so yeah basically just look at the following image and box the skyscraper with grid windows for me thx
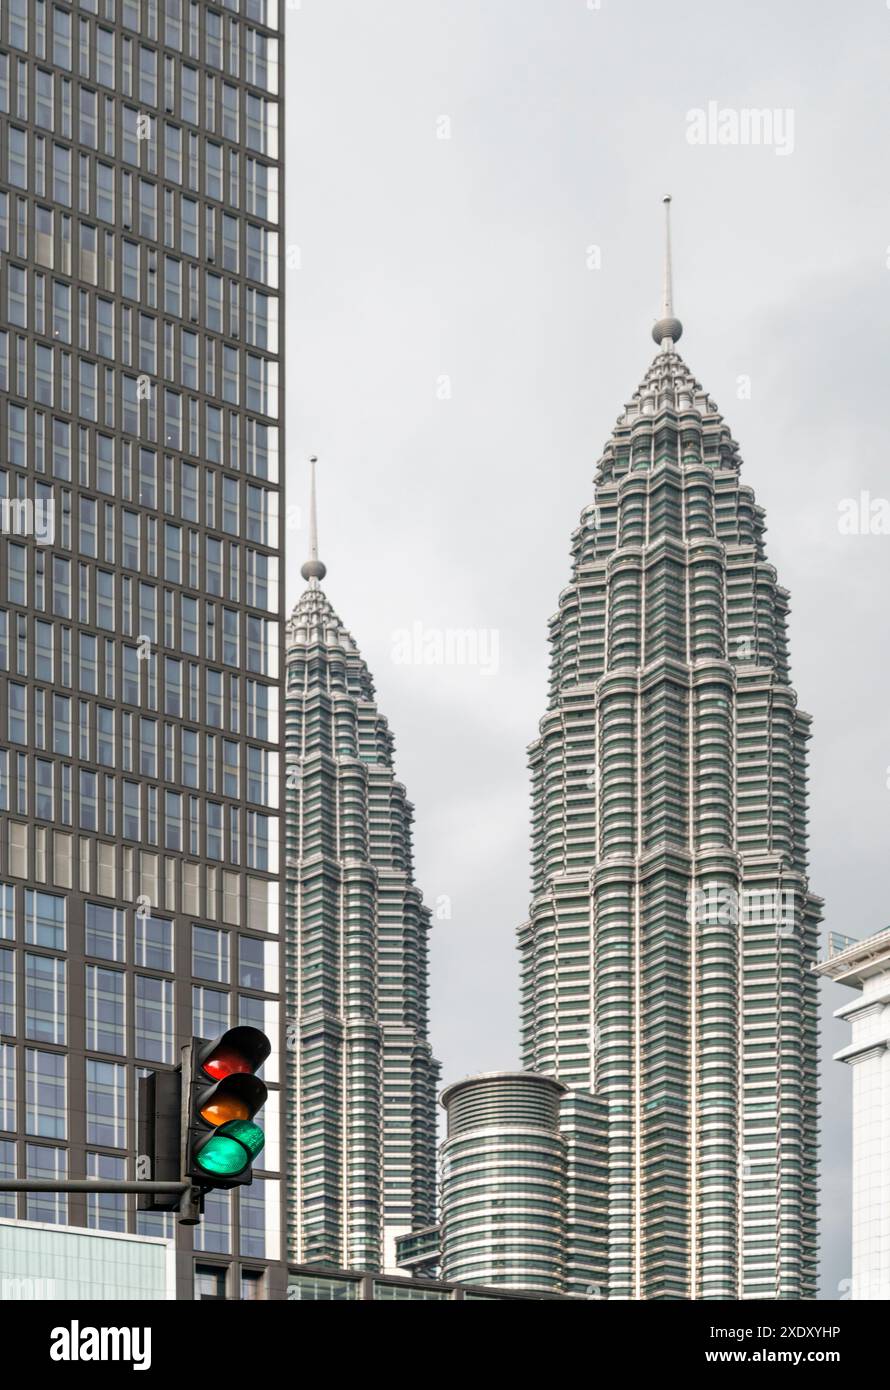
[0,0,285,1301]
[284,461,439,1273]
[518,201,821,1300]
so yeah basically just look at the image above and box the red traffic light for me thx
[203,1048,253,1080]
[197,1026,271,1081]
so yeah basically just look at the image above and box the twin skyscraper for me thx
[285,202,820,1299]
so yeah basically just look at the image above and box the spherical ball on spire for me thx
[653,316,683,346]
[301,558,327,582]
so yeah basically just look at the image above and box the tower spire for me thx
[301,454,327,584]
[652,194,683,348]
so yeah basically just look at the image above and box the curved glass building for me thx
[440,1072,568,1293]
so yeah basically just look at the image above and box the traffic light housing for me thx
[185,1027,270,1188]
[136,1068,182,1212]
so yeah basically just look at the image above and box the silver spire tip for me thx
[652,194,683,347]
[301,455,327,582]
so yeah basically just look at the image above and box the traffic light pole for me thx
[0,1177,205,1224]
[0,1180,190,1193]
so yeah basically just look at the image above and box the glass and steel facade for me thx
[284,575,439,1271]
[0,0,285,1298]
[286,1261,561,1301]
[438,1071,607,1296]
[518,342,821,1299]
[0,1214,174,1298]
[440,1073,568,1294]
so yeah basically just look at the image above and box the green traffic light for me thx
[194,1119,265,1177]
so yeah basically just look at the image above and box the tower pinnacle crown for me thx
[652,194,683,348]
[300,454,327,583]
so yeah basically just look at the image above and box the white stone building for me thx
[817,929,890,1300]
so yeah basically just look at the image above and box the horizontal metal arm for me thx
[0,1179,190,1193]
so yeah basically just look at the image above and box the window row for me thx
[0,717,278,803]
[0,891,276,978]
[3,448,278,539]
[3,508,274,592]
[3,273,279,362]
[2,121,279,218]
[0,330,279,423]
[0,839,280,940]
[3,62,279,177]
[3,538,278,627]
[1,547,277,629]
[4,592,278,681]
[0,764,279,866]
[1,591,278,681]
[3,2,279,90]
[1,948,275,1055]
[0,192,280,294]
[0,393,279,481]
[0,1047,113,1141]
[1,653,277,739]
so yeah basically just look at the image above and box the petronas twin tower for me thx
[285,462,438,1272]
[285,203,820,1299]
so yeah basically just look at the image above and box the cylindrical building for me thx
[440,1072,567,1293]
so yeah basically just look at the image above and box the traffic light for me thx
[185,1026,270,1188]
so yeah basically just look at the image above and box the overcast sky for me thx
[284,0,890,1299]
